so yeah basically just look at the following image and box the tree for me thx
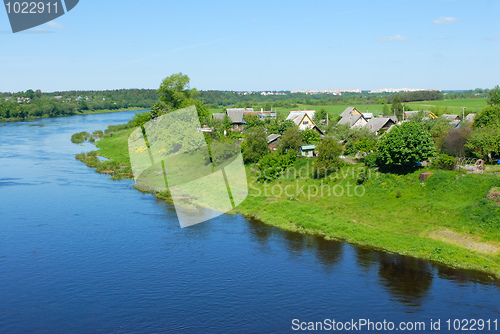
[354,137,377,154]
[314,108,327,124]
[244,113,260,129]
[440,128,470,157]
[151,73,209,120]
[242,127,269,163]
[474,105,500,128]
[391,95,403,119]
[487,85,500,106]
[312,137,343,178]
[301,128,321,144]
[24,89,35,100]
[277,126,302,154]
[465,126,500,161]
[377,122,436,168]
[277,120,296,135]
[382,104,389,115]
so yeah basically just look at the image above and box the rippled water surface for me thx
[1,112,499,333]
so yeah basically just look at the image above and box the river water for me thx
[1,111,499,333]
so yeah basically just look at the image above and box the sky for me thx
[0,0,499,92]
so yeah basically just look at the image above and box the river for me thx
[1,111,499,333]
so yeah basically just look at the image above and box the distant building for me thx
[338,113,368,128]
[226,109,246,132]
[464,113,476,123]
[441,114,461,127]
[365,117,396,135]
[266,134,281,151]
[286,110,323,135]
[362,113,373,120]
[299,144,317,158]
[339,107,362,119]
[212,113,225,121]
[404,110,437,120]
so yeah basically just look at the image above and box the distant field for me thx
[406,98,487,115]
[208,98,488,120]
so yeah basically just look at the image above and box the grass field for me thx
[406,98,487,115]
[237,161,500,278]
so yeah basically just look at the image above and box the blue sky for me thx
[0,0,499,92]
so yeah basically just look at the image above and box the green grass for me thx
[238,165,500,277]
[406,98,487,115]
[71,131,90,144]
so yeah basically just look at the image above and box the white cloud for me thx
[376,34,410,42]
[22,28,54,34]
[433,16,460,25]
[436,35,453,40]
[487,34,500,41]
[45,21,67,29]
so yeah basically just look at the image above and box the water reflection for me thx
[377,254,433,307]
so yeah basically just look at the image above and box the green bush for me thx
[432,154,456,170]
[256,151,297,182]
[71,131,90,144]
[363,152,378,168]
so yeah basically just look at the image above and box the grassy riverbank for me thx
[76,127,500,278]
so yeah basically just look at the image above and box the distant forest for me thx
[0,87,489,121]
[198,90,449,109]
[0,89,158,120]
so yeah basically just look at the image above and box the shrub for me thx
[71,131,90,144]
[363,152,378,168]
[256,151,297,182]
[242,127,269,163]
[432,154,456,170]
[377,122,436,168]
[312,137,344,178]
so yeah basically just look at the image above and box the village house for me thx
[337,107,368,128]
[337,113,368,128]
[465,113,476,123]
[257,108,277,121]
[266,134,281,151]
[212,113,225,121]
[404,110,438,121]
[365,117,396,135]
[362,113,373,121]
[441,114,461,127]
[286,110,324,135]
[299,144,317,158]
[339,107,362,119]
[226,108,246,132]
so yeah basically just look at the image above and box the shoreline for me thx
[0,107,148,123]
[75,132,500,279]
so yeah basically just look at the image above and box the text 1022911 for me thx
[5,2,58,14]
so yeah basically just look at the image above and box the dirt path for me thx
[429,229,500,255]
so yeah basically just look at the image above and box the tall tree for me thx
[391,95,403,119]
[301,128,321,144]
[377,122,436,168]
[277,126,303,154]
[151,73,208,120]
[312,137,343,178]
[487,85,500,106]
[242,127,269,163]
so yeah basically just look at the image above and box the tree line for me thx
[0,89,158,120]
